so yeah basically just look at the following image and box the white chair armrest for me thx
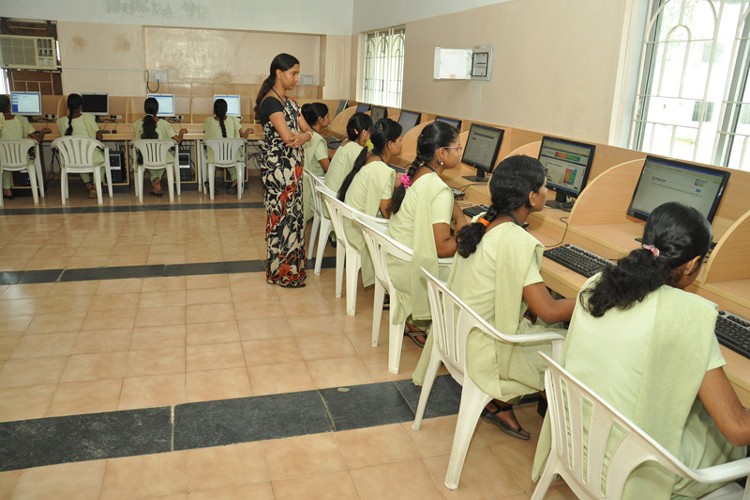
[687,456,750,485]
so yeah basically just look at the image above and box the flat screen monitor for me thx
[10,91,41,116]
[214,94,241,117]
[334,99,349,117]
[538,136,596,205]
[370,105,387,123]
[626,155,731,223]
[461,124,505,183]
[147,93,175,117]
[355,102,370,113]
[81,93,109,116]
[434,116,461,131]
[397,110,421,135]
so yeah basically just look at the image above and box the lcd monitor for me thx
[397,110,421,135]
[81,93,109,116]
[434,116,461,131]
[626,155,731,223]
[147,93,175,117]
[461,124,505,183]
[214,94,241,117]
[10,91,41,116]
[370,105,387,123]
[355,102,370,113]
[538,136,596,205]
[334,99,349,117]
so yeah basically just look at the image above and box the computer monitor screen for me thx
[538,136,596,203]
[214,94,241,116]
[81,93,109,116]
[370,105,387,123]
[397,110,421,135]
[147,94,175,117]
[355,102,370,113]
[10,92,41,116]
[334,99,349,117]
[434,116,462,131]
[461,124,505,183]
[626,155,731,223]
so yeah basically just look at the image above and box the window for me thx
[360,26,405,108]
[631,0,750,171]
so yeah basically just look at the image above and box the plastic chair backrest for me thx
[308,173,328,218]
[132,139,175,168]
[204,138,245,166]
[52,136,101,168]
[0,139,35,168]
[319,189,358,251]
[357,217,413,295]
[539,352,750,499]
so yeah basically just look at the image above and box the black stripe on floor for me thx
[0,376,463,472]
[0,257,335,285]
[0,201,263,216]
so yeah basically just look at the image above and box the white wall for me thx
[4,0,354,36]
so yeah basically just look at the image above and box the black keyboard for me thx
[462,204,489,217]
[715,311,750,359]
[543,244,612,278]
[325,136,341,149]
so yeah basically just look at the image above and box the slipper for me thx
[149,190,164,197]
[404,323,427,348]
[481,405,530,440]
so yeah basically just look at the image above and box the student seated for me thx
[204,98,252,195]
[132,97,187,197]
[414,155,574,439]
[324,113,372,194]
[337,118,403,287]
[57,93,105,198]
[533,202,750,498]
[0,95,50,200]
[301,102,332,222]
[387,121,468,347]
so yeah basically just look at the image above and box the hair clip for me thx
[478,217,490,227]
[642,244,660,258]
[399,173,412,189]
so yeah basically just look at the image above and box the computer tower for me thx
[109,151,125,183]
[179,151,194,181]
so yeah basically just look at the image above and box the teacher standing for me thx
[255,53,314,288]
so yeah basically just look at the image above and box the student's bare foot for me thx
[150,178,163,197]
[2,189,13,199]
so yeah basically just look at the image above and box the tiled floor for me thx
[0,174,575,499]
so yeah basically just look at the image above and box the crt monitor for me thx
[334,99,349,117]
[461,124,505,183]
[538,136,596,204]
[397,110,421,135]
[626,155,731,223]
[147,94,175,117]
[355,102,370,113]
[81,93,109,116]
[214,94,241,116]
[370,105,387,123]
[10,92,41,116]
[434,116,462,131]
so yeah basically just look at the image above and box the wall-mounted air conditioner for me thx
[0,35,57,70]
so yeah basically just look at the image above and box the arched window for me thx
[360,26,405,107]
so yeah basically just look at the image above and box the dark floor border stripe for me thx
[0,257,335,285]
[0,201,263,216]
[0,376,464,471]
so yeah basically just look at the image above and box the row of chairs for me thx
[0,137,246,207]
[304,170,750,497]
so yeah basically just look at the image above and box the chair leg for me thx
[208,165,216,201]
[105,166,113,198]
[334,244,345,299]
[371,282,385,347]
[27,167,39,205]
[136,167,144,203]
[345,250,360,316]
[60,170,68,206]
[93,168,103,205]
[388,302,406,374]
[34,158,45,198]
[307,214,320,260]
[165,167,175,203]
[174,163,181,197]
[314,219,332,276]
[236,164,243,200]
[530,460,557,500]
[412,341,443,429]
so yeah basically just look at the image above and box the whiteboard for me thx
[433,48,472,80]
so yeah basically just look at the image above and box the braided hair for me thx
[338,118,402,201]
[65,93,83,136]
[581,202,711,317]
[389,121,458,215]
[455,155,545,257]
[141,97,159,139]
[254,53,299,116]
[214,98,228,138]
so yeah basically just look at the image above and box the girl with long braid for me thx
[416,154,573,439]
[324,112,372,194]
[255,53,314,288]
[338,118,402,287]
[301,102,332,222]
[387,121,468,347]
[56,93,104,198]
[534,202,750,498]
[204,98,252,195]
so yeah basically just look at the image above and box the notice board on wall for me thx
[433,48,472,80]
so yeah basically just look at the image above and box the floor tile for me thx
[349,458,444,500]
[60,351,129,383]
[306,357,373,389]
[237,317,293,341]
[72,328,134,354]
[100,451,186,500]
[134,306,186,328]
[187,482,274,500]
[242,338,304,366]
[130,324,186,350]
[186,367,253,402]
[118,374,186,410]
[81,308,137,331]
[247,362,316,396]
[295,333,358,361]
[185,442,268,492]
[272,470,360,500]
[12,460,107,500]
[264,433,347,480]
[186,320,240,345]
[187,302,236,324]
[126,346,186,376]
[10,332,77,359]
[0,385,56,422]
[0,356,68,388]
[320,382,415,431]
[47,378,123,417]
[335,423,420,469]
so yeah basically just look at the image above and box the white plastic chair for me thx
[131,139,179,203]
[412,268,565,491]
[320,189,370,316]
[533,352,750,500]
[52,136,113,205]
[203,138,246,200]
[0,139,43,207]
[309,174,334,275]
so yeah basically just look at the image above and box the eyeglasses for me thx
[443,144,463,152]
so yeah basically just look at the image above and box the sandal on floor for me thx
[404,323,427,348]
[149,190,164,197]
[481,402,530,440]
